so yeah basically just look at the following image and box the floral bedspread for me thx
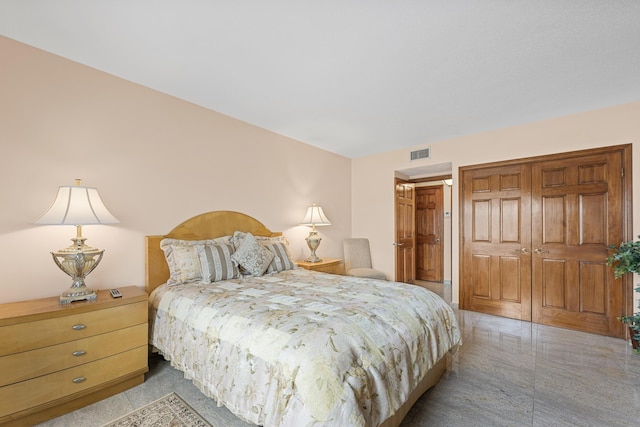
[149,268,461,427]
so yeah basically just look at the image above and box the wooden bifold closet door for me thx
[461,145,629,338]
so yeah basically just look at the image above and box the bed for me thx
[145,211,461,427]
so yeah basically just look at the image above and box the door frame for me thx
[395,174,453,284]
[415,184,445,282]
[394,178,416,283]
[458,144,633,330]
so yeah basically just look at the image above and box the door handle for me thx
[514,248,529,254]
[393,242,404,246]
[534,248,549,255]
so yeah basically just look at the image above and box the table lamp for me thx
[299,203,331,262]
[33,179,119,304]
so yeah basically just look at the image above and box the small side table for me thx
[296,257,345,275]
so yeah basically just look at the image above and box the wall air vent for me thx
[410,147,430,161]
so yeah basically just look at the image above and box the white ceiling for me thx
[1,1,639,159]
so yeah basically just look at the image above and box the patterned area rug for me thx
[102,393,212,427]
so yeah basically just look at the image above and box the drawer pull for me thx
[72,376,86,384]
[72,324,86,330]
[72,350,87,357]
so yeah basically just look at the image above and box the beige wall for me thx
[2,35,638,307]
[0,37,351,304]
[353,102,640,304]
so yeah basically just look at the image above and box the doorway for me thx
[394,170,453,286]
[394,178,415,283]
[460,144,632,338]
[416,185,444,282]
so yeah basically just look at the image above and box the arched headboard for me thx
[145,211,281,294]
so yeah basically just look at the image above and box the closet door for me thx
[531,151,624,337]
[461,164,532,320]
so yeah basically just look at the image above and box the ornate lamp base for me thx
[52,234,104,304]
[305,230,323,263]
[59,284,98,304]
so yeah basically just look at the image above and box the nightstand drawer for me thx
[0,287,148,426]
[0,323,147,387]
[0,301,147,356]
[0,345,147,418]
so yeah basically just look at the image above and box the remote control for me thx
[110,289,122,298]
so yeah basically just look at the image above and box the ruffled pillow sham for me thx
[160,237,230,286]
[161,231,296,285]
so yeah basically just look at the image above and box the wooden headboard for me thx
[145,211,281,295]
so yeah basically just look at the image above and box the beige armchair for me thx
[343,238,386,280]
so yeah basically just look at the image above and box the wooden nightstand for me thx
[0,286,148,426]
[296,257,345,275]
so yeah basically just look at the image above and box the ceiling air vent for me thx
[410,147,430,161]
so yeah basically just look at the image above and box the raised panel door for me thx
[461,146,628,338]
[416,185,444,282]
[531,151,624,337]
[461,164,532,320]
[395,178,415,283]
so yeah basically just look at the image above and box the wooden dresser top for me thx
[0,286,147,326]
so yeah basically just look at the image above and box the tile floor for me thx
[38,282,640,427]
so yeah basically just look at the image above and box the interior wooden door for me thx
[395,178,416,283]
[461,164,533,320]
[531,151,624,337]
[416,185,444,282]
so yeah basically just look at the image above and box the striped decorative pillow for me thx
[264,242,296,273]
[197,243,240,283]
[160,237,231,286]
